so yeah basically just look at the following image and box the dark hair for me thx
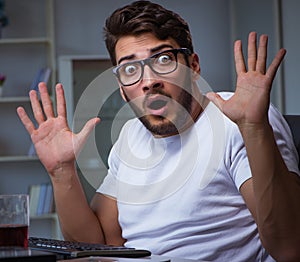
[104,0,194,65]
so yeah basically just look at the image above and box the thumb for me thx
[206,92,225,111]
[74,117,101,153]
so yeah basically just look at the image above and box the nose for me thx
[141,65,163,92]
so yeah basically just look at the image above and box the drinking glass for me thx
[0,194,29,247]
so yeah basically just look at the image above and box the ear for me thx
[190,53,201,80]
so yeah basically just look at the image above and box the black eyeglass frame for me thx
[112,48,192,87]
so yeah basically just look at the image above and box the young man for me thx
[17,1,300,261]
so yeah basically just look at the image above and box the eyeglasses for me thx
[113,48,191,87]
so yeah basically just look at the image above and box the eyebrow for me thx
[117,44,174,65]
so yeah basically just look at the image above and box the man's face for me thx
[115,33,200,137]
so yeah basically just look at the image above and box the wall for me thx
[281,0,300,114]
[54,0,232,93]
[1,0,298,111]
[55,0,300,114]
[229,0,282,109]
[230,0,300,114]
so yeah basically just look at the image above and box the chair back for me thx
[284,115,300,169]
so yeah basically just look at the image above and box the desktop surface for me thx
[0,247,56,261]
[0,247,203,262]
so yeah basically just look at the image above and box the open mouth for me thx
[148,99,168,110]
[145,95,170,115]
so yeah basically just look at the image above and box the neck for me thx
[179,91,207,132]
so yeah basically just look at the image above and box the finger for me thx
[16,106,36,135]
[247,32,257,71]
[74,117,101,152]
[55,83,67,118]
[30,89,45,125]
[256,34,268,74]
[206,92,225,112]
[38,82,55,118]
[266,48,286,80]
[234,40,246,74]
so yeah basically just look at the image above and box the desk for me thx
[0,247,56,261]
[59,255,199,262]
[0,247,201,262]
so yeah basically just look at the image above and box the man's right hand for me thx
[17,82,100,177]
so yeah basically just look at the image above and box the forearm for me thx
[50,163,105,244]
[240,122,300,260]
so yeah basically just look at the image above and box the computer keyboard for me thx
[28,237,151,259]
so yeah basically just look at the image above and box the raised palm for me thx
[207,32,286,128]
[17,83,100,175]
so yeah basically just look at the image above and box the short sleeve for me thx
[96,169,117,198]
[226,103,300,191]
[225,119,252,189]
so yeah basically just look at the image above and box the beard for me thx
[140,89,192,136]
[123,87,193,137]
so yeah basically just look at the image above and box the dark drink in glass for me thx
[0,224,28,247]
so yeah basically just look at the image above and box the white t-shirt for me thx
[97,93,299,261]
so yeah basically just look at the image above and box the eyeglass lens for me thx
[117,49,180,86]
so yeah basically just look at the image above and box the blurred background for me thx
[1,0,300,113]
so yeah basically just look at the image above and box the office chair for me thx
[284,115,300,169]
